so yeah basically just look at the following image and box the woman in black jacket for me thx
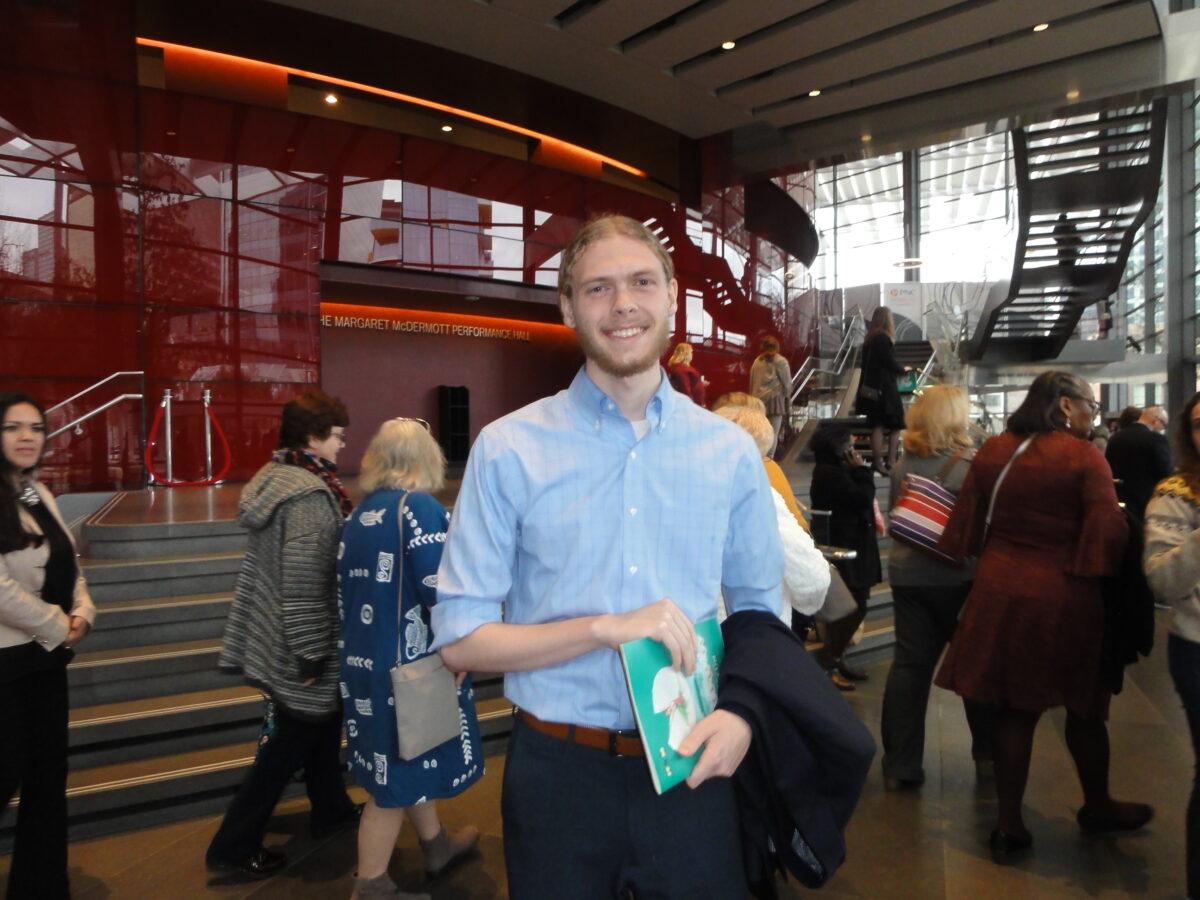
[856,307,909,475]
[810,424,882,690]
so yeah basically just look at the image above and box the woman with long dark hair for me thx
[1144,391,1200,899]
[0,392,96,898]
[936,372,1150,863]
[855,307,909,475]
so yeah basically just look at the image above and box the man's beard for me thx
[575,318,672,378]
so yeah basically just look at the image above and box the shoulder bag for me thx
[887,451,969,563]
[856,340,881,403]
[388,492,462,761]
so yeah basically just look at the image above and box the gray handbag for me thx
[814,564,857,624]
[389,492,462,761]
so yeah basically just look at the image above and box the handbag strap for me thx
[395,490,410,666]
[934,450,969,483]
[984,436,1034,537]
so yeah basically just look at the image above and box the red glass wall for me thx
[0,2,816,492]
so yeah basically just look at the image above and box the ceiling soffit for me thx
[265,0,1166,175]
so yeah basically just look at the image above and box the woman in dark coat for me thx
[810,424,881,690]
[856,307,908,475]
[935,371,1151,863]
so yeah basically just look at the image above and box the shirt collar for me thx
[566,366,679,431]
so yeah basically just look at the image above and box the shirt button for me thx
[629,507,637,516]
[629,450,637,460]
[607,402,614,411]
[629,565,638,575]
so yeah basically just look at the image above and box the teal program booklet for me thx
[619,617,724,794]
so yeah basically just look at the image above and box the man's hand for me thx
[593,598,697,675]
[677,709,752,789]
[63,615,90,649]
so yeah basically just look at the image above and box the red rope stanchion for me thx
[144,401,233,487]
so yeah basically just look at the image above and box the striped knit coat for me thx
[219,462,343,720]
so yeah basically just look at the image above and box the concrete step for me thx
[69,638,233,707]
[86,593,232,652]
[82,552,243,602]
[69,685,265,769]
[84,519,246,559]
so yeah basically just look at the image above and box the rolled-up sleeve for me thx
[721,441,784,615]
[431,430,519,650]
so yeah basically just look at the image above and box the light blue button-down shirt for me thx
[432,367,783,730]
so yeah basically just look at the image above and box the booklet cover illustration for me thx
[619,617,724,794]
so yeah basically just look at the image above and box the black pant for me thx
[1169,634,1200,899]
[819,585,870,668]
[880,584,993,781]
[206,702,353,863]
[502,718,744,899]
[0,664,70,899]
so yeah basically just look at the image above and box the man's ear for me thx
[560,294,576,328]
[667,277,679,319]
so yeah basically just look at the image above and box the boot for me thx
[420,825,480,878]
[349,872,430,900]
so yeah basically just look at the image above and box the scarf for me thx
[272,447,353,517]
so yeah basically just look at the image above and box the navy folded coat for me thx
[719,610,876,897]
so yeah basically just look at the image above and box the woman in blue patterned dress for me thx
[339,418,482,899]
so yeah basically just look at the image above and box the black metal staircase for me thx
[969,101,1166,362]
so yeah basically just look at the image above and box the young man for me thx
[432,215,783,898]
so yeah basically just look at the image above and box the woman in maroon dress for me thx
[935,371,1152,862]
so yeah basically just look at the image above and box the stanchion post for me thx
[163,389,174,484]
[203,388,213,482]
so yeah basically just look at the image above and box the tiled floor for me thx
[1,618,1189,899]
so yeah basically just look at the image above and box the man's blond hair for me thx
[557,214,674,301]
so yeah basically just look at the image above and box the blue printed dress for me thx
[337,489,483,807]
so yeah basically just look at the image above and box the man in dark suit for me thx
[1105,405,1171,522]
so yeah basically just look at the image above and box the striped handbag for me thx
[887,452,969,564]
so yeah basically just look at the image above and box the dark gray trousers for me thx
[881,584,994,781]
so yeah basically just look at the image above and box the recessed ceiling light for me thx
[721,40,736,50]
[861,133,872,143]
[166,130,176,136]
[1033,22,1049,32]
[808,89,821,97]
[286,147,296,153]
[441,124,453,132]
[324,93,338,105]
[1066,88,1080,100]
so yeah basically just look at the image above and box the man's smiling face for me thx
[560,234,678,379]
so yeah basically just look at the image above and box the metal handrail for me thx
[914,348,939,389]
[47,394,143,439]
[791,309,865,402]
[46,371,144,415]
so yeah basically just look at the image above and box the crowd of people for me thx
[0,213,1197,898]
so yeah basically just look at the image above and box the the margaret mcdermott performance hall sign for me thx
[320,311,532,342]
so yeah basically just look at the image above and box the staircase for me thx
[969,101,1166,362]
[2,490,514,846]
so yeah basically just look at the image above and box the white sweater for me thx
[1143,475,1200,644]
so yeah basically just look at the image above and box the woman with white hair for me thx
[339,418,482,899]
[714,405,829,619]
